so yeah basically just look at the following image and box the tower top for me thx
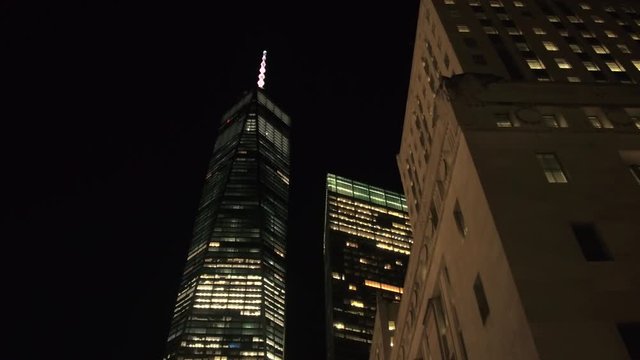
[257,50,267,89]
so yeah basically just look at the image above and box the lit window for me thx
[587,115,613,129]
[543,41,559,51]
[579,3,591,10]
[536,153,568,183]
[513,1,524,7]
[543,114,558,127]
[605,6,615,13]
[568,16,583,23]
[496,120,512,128]
[457,25,470,33]
[632,33,640,41]
[583,61,600,71]
[527,59,546,69]
[592,45,610,54]
[570,44,583,53]
[533,27,546,35]
[547,16,560,23]
[350,300,365,308]
[388,321,396,331]
[348,284,357,291]
[632,117,640,129]
[334,322,345,330]
[581,31,595,38]
[507,27,522,35]
[555,58,572,69]
[605,30,618,38]
[489,0,503,7]
[559,30,569,37]
[567,76,581,83]
[591,15,604,23]
[445,0,455,4]
[606,61,625,72]
[483,26,499,34]
[516,42,530,51]
[587,115,602,128]
[345,241,358,248]
[630,165,640,185]
[632,60,640,71]
[542,114,568,128]
[618,44,632,54]
[495,113,516,128]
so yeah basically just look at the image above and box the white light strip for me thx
[257,50,267,89]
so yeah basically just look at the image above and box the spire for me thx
[257,50,267,89]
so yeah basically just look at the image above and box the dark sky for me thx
[2,1,418,359]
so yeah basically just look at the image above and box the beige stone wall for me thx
[388,0,640,359]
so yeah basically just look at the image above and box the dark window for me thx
[592,71,607,82]
[472,54,487,65]
[473,274,490,324]
[571,223,612,261]
[553,1,573,16]
[464,38,478,48]
[453,200,468,237]
[617,323,640,359]
[488,34,524,79]
[430,204,439,230]
[614,72,632,83]
[480,18,492,26]
[577,53,590,61]
[630,165,640,185]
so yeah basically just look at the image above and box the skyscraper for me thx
[164,55,291,360]
[323,174,412,360]
[380,1,640,360]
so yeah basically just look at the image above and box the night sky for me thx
[2,1,418,359]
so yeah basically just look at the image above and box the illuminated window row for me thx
[329,222,412,248]
[327,174,408,211]
[329,212,410,238]
[193,304,261,310]
[194,298,262,304]
[364,279,403,294]
[332,196,409,218]
[376,243,411,255]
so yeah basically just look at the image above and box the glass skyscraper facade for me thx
[165,89,291,360]
[323,174,412,360]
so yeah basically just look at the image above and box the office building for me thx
[387,1,640,360]
[164,57,291,360]
[324,174,413,360]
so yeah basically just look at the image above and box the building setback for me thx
[379,1,640,360]
[164,88,291,360]
[324,174,413,360]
